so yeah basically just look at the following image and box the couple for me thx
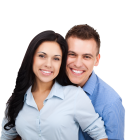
[1,24,124,140]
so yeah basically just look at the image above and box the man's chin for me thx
[68,77,82,86]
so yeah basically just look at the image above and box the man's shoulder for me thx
[96,75,115,90]
[85,74,125,140]
[89,74,122,105]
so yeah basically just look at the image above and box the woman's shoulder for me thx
[55,81,85,97]
[62,85,91,105]
[63,84,80,91]
[62,85,85,96]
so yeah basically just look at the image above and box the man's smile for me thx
[70,68,85,75]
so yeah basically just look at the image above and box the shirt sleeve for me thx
[74,87,108,140]
[1,117,18,140]
[103,99,125,140]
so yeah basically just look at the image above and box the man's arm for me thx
[103,99,125,140]
[12,135,108,140]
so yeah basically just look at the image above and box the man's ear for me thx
[94,54,100,66]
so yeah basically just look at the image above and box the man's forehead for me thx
[68,45,97,55]
[68,36,93,42]
[67,37,97,49]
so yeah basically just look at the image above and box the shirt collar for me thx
[23,81,64,102]
[83,71,97,95]
[47,81,64,100]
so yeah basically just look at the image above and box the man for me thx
[65,24,125,140]
[14,24,124,140]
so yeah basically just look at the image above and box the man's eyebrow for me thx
[68,51,76,53]
[68,51,93,57]
[37,52,61,57]
[83,54,93,57]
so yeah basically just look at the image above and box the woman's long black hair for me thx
[4,30,69,130]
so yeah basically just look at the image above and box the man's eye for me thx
[54,58,60,61]
[85,56,90,58]
[39,55,45,58]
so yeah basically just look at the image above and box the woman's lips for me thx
[40,69,52,76]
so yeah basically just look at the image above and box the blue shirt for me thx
[1,81,107,140]
[79,71,125,140]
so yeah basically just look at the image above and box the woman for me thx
[1,31,108,140]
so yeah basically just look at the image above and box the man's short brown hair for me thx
[65,24,100,55]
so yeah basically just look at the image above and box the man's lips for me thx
[70,68,85,75]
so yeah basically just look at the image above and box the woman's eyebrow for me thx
[37,52,61,57]
[37,52,46,55]
[55,55,61,57]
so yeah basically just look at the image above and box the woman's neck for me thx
[32,79,54,94]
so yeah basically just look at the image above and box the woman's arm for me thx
[13,135,21,140]
[74,87,108,140]
[1,105,18,140]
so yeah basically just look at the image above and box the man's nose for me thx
[74,57,83,68]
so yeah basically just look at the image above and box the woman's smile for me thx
[40,69,53,76]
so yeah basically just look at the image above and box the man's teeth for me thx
[72,69,83,74]
[41,70,51,73]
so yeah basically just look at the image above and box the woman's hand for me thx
[13,135,21,140]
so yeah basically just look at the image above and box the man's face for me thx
[66,37,100,87]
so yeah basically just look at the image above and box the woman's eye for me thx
[39,55,45,58]
[54,58,60,61]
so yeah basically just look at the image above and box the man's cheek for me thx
[67,56,74,64]
[66,59,70,65]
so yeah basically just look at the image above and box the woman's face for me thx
[33,41,62,84]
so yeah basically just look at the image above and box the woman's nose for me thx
[45,58,52,68]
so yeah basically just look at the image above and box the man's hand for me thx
[13,135,21,140]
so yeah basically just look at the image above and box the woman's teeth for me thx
[41,70,51,73]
